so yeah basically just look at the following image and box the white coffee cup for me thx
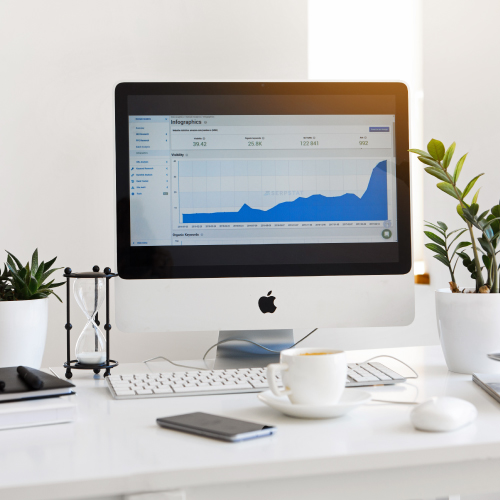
[267,347,347,405]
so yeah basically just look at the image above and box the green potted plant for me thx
[410,140,500,374]
[0,249,64,368]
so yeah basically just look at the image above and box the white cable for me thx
[143,329,319,369]
[359,354,419,404]
[371,399,419,405]
[360,354,419,379]
[143,355,211,371]
[200,328,318,362]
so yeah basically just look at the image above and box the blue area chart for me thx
[183,160,388,223]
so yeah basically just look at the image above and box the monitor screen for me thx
[129,114,397,247]
[115,83,411,279]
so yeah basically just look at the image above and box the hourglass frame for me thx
[63,266,119,379]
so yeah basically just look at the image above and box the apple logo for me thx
[258,291,277,314]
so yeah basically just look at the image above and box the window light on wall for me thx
[308,0,425,279]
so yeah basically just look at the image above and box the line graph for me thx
[179,159,389,223]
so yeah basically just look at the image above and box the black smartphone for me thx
[156,412,276,442]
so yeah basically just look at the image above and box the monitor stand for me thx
[213,329,294,369]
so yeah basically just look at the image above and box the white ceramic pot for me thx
[436,289,500,374]
[0,298,48,368]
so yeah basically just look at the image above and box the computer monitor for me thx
[114,82,414,365]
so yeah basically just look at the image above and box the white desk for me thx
[1,346,500,500]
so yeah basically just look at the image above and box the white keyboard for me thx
[106,362,406,400]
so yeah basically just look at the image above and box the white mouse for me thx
[410,397,477,432]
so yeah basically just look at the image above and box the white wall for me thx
[308,0,424,261]
[422,0,500,290]
[305,0,439,351]
[0,0,308,367]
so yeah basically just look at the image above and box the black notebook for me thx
[0,367,75,403]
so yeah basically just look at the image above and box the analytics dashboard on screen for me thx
[129,114,397,247]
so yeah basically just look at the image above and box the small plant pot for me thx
[436,289,500,374]
[0,297,48,368]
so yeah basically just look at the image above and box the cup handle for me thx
[267,363,291,397]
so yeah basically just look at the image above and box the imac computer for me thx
[114,82,414,367]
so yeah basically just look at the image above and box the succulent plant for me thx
[0,249,64,301]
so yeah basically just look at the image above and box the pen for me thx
[17,366,44,390]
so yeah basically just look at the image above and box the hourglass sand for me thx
[63,266,118,379]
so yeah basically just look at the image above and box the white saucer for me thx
[257,390,372,419]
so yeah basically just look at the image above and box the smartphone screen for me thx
[157,412,276,442]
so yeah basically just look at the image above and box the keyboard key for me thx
[360,363,391,381]
[249,380,269,388]
[370,362,405,380]
[115,389,136,396]
[347,369,372,383]
[153,387,173,394]
[135,389,153,395]
[174,385,211,393]
[223,382,253,389]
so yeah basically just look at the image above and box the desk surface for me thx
[2,346,500,500]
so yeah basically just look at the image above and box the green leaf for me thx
[28,276,38,294]
[418,156,443,169]
[478,210,489,222]
[409,148,433,159]
[492,205,500,218]
[472,188,481,205]
[424,220,445,230]
[437,221,448,231]
[478,237,491,253]
[451,241,472,259]
[40,267,62,284]
[424,230,446,246]
[442,142,456,169]
[453,153,467,184]
[483,255,491,269]
[35,262,44,285]
[482,217,500,230]
[448,228,467,247]
[424,166,449,182]
[425,243,447,256]
[427,139,446,161]
[424,223,445,235]
[463,174,484,198]
[6,263,30,296]
[437,182,460,200]
[48,281,65,288]
[6,252,23,271]
[43,256,57,272]
[433,254,451,267]
[31,249,38,275]
[484,226,494,240]
[469,203,479,216]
